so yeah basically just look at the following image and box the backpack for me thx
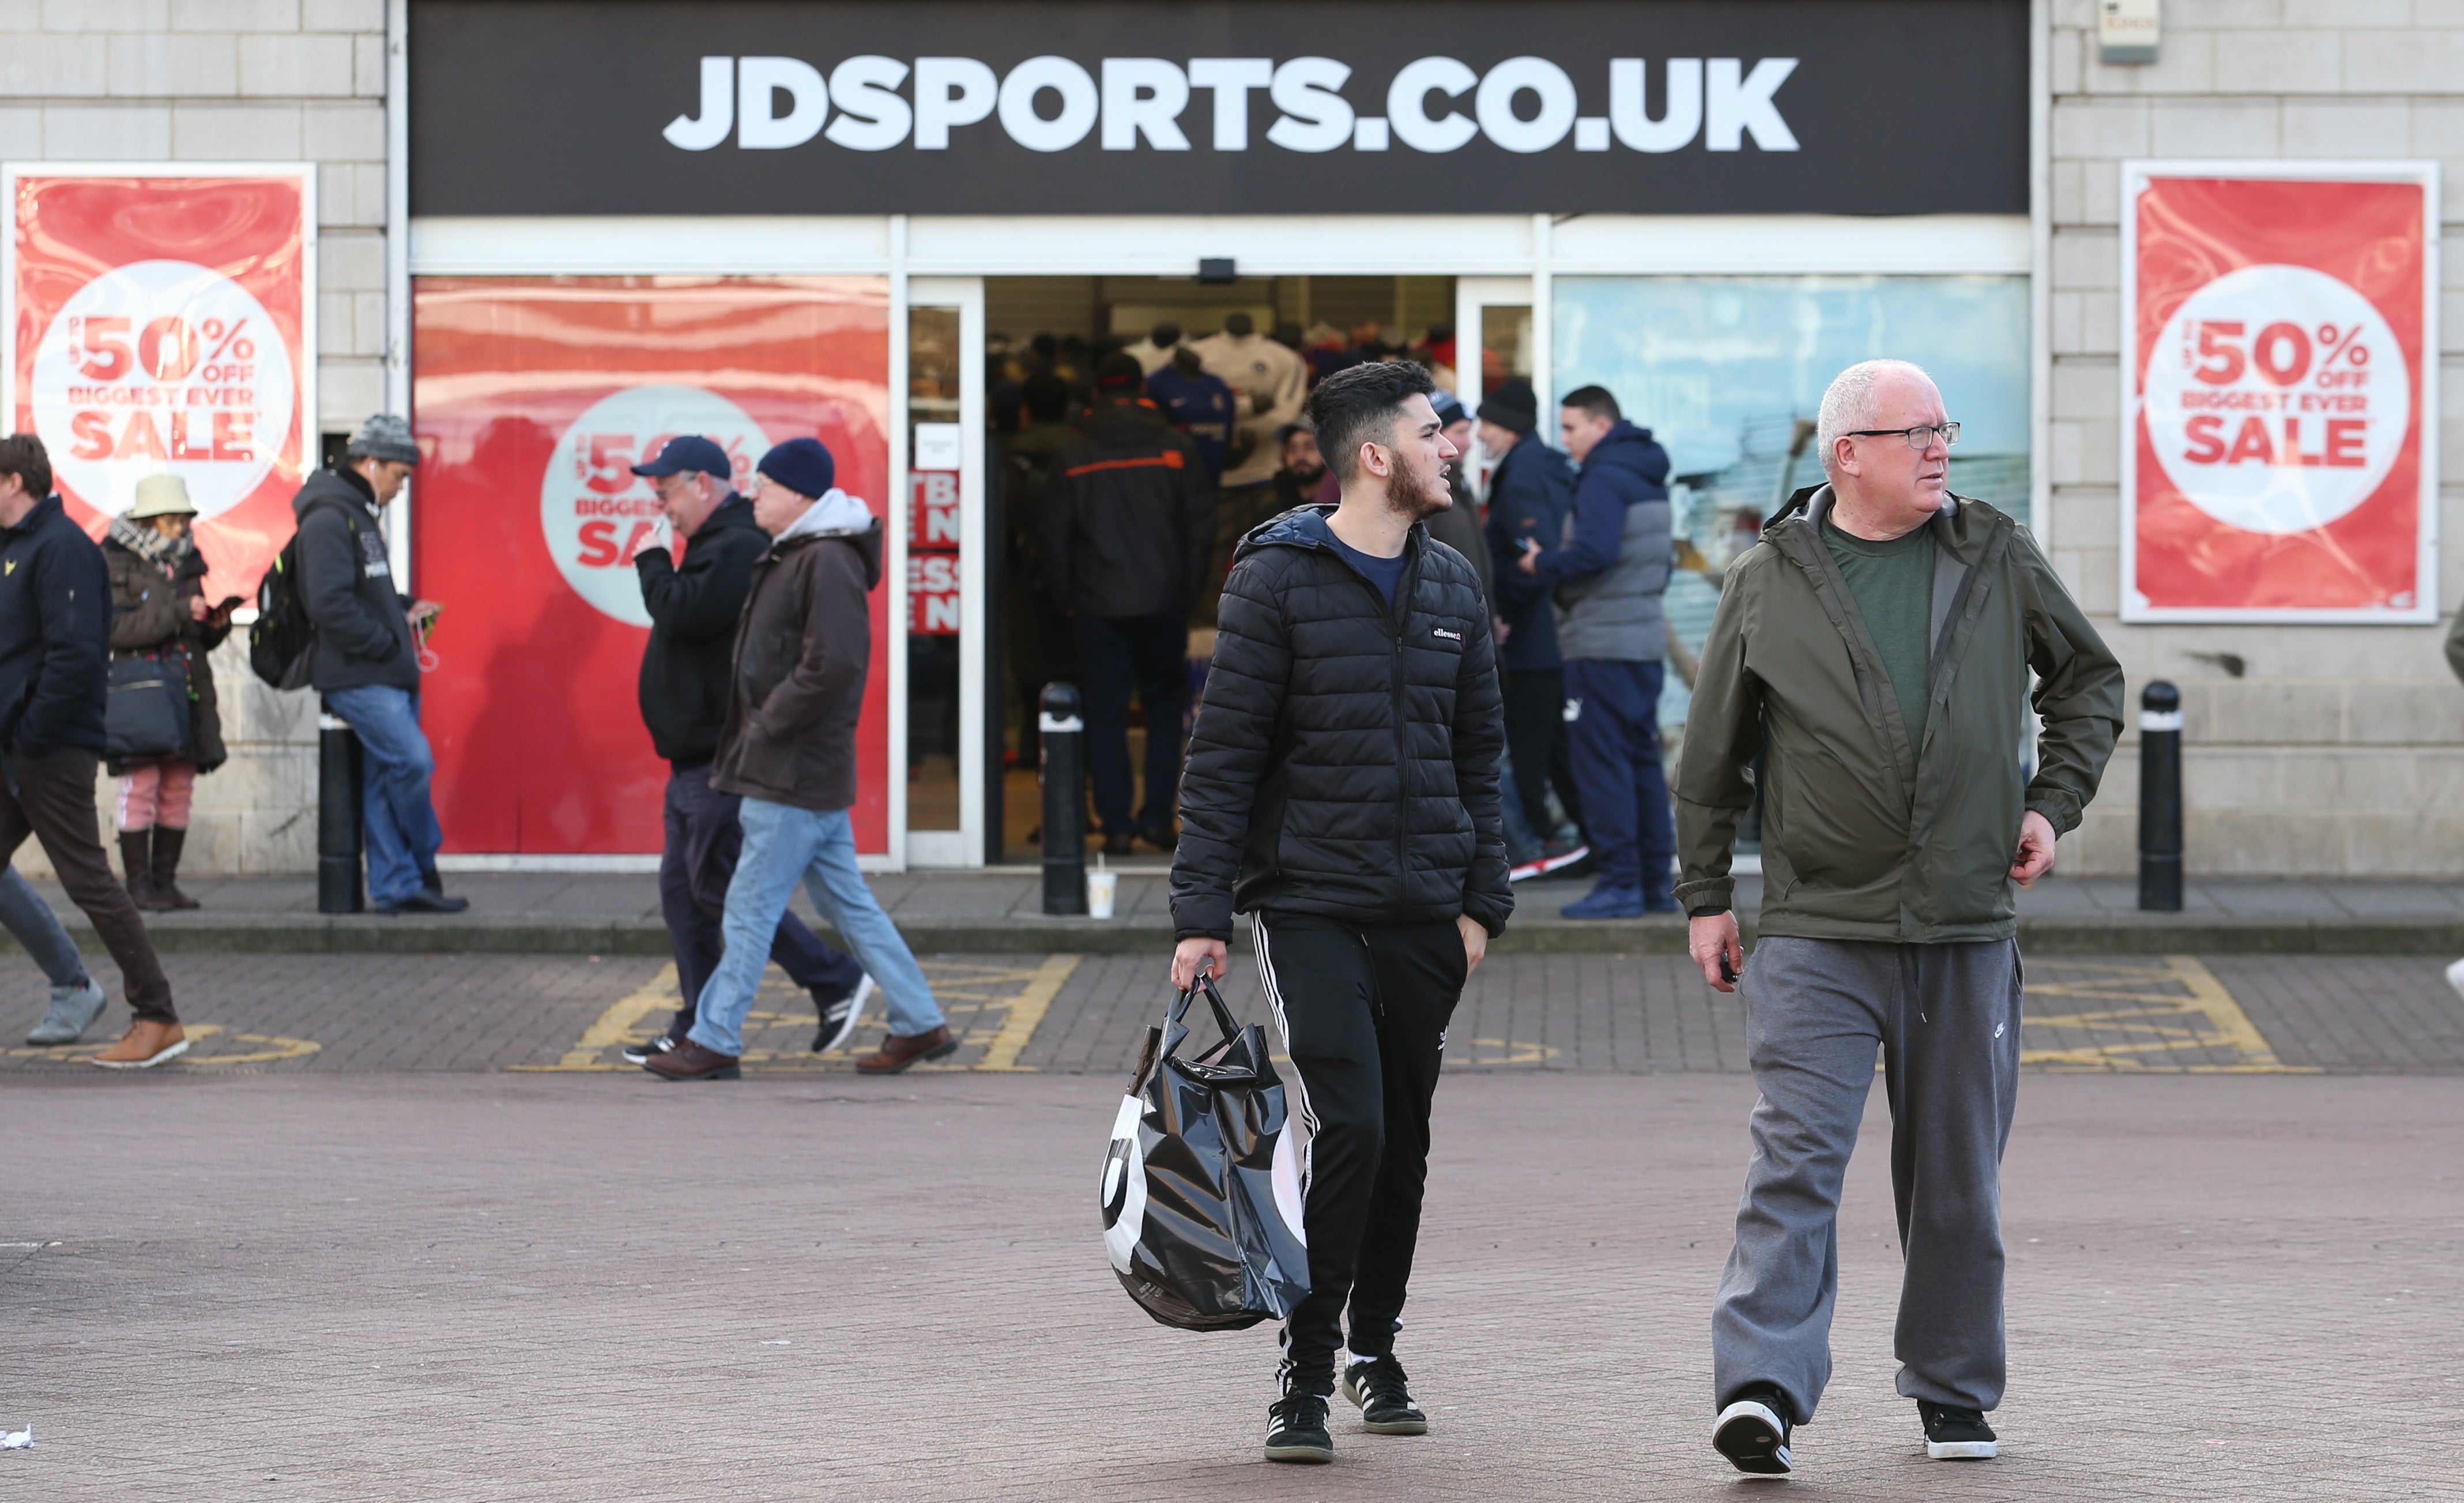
[248,499,353,691]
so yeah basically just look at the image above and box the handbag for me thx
[1099,970,1310,1331]
[104,651,191,760]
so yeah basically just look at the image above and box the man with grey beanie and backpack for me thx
[291,415,468,916]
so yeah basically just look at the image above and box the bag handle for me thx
[1162,968,1241,1060]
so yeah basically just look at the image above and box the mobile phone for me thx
[1719,954,1737,985]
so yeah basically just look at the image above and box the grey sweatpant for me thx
[1711,936,2022,1424]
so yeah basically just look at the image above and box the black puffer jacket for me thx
[1171,504,1513,941]
[635,493,766,765]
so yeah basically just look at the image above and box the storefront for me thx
[387,0,2032,870]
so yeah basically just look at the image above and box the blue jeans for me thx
[0,864,87,989]
[687,798,943,1058]
[1562,659,1675,897]
[324,685,445,907]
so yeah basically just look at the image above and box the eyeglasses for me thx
[1845,421,1960,451]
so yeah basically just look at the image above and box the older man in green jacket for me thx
[1678,360,2123,1476]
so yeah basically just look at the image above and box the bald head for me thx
[1818,359,1951,541]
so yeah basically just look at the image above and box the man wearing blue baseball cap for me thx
[645,437,951,1082]
[623,435,875,1065]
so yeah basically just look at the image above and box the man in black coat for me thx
[1046,352,1214,856]
[1478,379,1584,854]
[622,435,869,1061]
[1169,360,1510,1466]
[293,415,468,916]
[0,434,184,1067]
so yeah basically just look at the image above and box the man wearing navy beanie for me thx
[646,436,952,1080]
[626,434,873,1069]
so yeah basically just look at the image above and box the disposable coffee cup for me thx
[1087,867,1118,920]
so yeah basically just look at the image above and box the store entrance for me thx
[978,274,1493,865]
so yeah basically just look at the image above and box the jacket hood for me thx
[1767,483,2000,560]
[771,488,883,589]
[1580,421,1670,485]
[1233,502,1426,566]
[293,467,376,519]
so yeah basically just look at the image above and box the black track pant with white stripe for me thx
[1254,910,1467,1395]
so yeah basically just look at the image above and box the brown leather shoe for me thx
[92,1020,189,1069]
[854,1024,958,1075]
[642,1037,740,1081]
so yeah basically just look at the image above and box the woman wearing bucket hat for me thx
[103,474,232,910]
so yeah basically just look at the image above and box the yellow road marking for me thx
[2022,955,2314,1073]
[508,963,677,1073]
[0,1022,321,1066]
[972,954,1082,1072]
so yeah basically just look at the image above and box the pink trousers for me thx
[116,759,197,831]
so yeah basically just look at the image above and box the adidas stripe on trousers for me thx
[1253,911,1467,1396]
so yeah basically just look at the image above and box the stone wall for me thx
[2048,0,2464,877]
[3,0,386,876]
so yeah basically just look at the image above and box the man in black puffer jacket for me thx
[1169,361,1510,1466]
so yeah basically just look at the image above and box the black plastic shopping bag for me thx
[1099,971,1309,1331]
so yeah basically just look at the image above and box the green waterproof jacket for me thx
[1675,485,2124,943]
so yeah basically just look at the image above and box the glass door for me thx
[901,278,988,867]
[1454,277,1536,500]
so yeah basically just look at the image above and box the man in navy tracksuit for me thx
[1513,386,1676,917]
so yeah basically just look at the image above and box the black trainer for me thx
[1340,1357,1427,1434]
[1918,1400,1998,1460]
[1263,1391,1334,1464]
[620,1034,678,1065]
[1713,1385,1795,1475]
[810,974,872,1054]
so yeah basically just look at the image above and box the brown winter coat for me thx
[710,511,884,813]
[104,536,229,773]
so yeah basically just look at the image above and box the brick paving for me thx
[0,1071,2457,1500]
[3,950,2459,1076]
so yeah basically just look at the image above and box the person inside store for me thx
[1125,319,1184,375]
[1269,421,1325,515]
[1419,391,1493,609]
[292,414,469,916]
[646,438,953,1082]
[621,434,875,1065]
[0,432,189,1066]
[1045,352,1214,857]
[103,474,233,911]
[1479,379,1586,872]
[1169,359,1509,1466]
[1001,373,1080,769]
[1679,359,2122,1476]
[1193,311,1308,586]
[1514,386,1676,918]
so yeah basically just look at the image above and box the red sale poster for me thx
[411,276,891,856]
[2123,164,2438,621]
[3,167,313,602]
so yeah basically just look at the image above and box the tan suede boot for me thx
[92,1019,188,1069]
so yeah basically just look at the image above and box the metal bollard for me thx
[1040,681,1088,916]
[317,710,364,914]
[2137,680,2183,913]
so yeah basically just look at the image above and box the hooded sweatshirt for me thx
[710,491,883,813]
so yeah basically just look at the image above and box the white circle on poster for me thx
[2143,263,2406,536]
[28,258,295,519]
[541,385,767,627]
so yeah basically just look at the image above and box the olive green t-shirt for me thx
[1823,515,1936,746]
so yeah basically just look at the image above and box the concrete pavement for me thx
[2,1071,2456,1500]
[13,867,2464,954]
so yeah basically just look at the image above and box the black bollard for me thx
[2137,680,2183,913]
[317,709,364,914]
[1040,681,1088,916]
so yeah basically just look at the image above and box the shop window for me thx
[410,276,892,857]
[1554,274,2030,728]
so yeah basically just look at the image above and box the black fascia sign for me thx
[410,0,2025,217]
